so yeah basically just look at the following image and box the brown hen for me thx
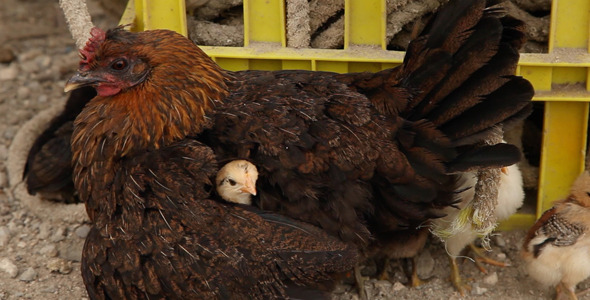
[64,0,533,298]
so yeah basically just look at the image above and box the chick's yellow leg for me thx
[377,257,391,281]
[355,265,369,300]
[556,282,578,300]
[448,255,470,296]
[468,243,508,274]
[407,257,427,288]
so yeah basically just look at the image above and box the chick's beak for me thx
[64,72,102,92]
[240,175,257,196]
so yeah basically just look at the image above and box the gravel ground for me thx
[0,0,585,299]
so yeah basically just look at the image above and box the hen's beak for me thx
[240,175,257,196]
[64,72,102,92]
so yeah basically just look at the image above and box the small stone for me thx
[0,48,16,63]
[0,258,18,278]
[483,272,498,286]
[40,286,57,294]
[392,281,406,291]
[38,222,53,239]
[373,280,392,290]
[39,244,58,257]
[0,226,11,247]
[58,240,83,262]
[18,267,37,282]
[494,235,507,248]
[75,225,91,239]
[16,86,30,99]
[22,59,41,74]
[46,258,72,274]
[0,171,7,189]
[50,227,65,242]
[36,55,52,69]
[3,127,16,140]
[19,49,43,62]
[331,284,348,294]
[496,252,507,261]
[0,64,18,80]
[37,94,48,103]
[416,249,435,278]
[0,144,7,160]
[471,284,488,295]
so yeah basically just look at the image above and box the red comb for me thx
[79,27,106,70]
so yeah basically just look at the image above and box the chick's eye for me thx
[111,59,128,71]
[228,179,237,186]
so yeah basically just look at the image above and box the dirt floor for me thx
[0,0,586,299]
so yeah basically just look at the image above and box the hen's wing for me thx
[203,70,378,245]
[24,86,95,202]
[82,140,358,300]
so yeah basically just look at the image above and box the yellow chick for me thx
[216,160,258,205]
[433,163,524,295]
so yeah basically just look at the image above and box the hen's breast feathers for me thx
[83,140,358,299]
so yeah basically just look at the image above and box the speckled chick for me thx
[523,171,590,300]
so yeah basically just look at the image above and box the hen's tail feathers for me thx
[447,143,522,173]
[24,86,95,200]
[367,0,532,228]
[398,0,533,172]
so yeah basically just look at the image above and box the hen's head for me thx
[216,160,258,205]
[68,27,229,166]
[65,27,227,98]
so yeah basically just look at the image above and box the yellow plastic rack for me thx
[122,0,590,230]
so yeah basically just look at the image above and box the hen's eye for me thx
[111,59,128,71]
[228,179,237,186]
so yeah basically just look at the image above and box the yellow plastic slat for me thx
[119,0,135,26]
[553,67,587,84]
[549,0,590,51]
[249,59,282,71]
[133,0,187,36]
[244,0,285,46]
[282,60,312,70]
[520,65,552,93]
[497,213,538,231]
[316,61,349,73]
[348,62,382,73]
[533,0,590,220]
[344,0,386,49]
[538,101,589,215]
[202,46,404,62]
[215,58,250,72]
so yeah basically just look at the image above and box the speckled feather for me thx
[526,207,586,258]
